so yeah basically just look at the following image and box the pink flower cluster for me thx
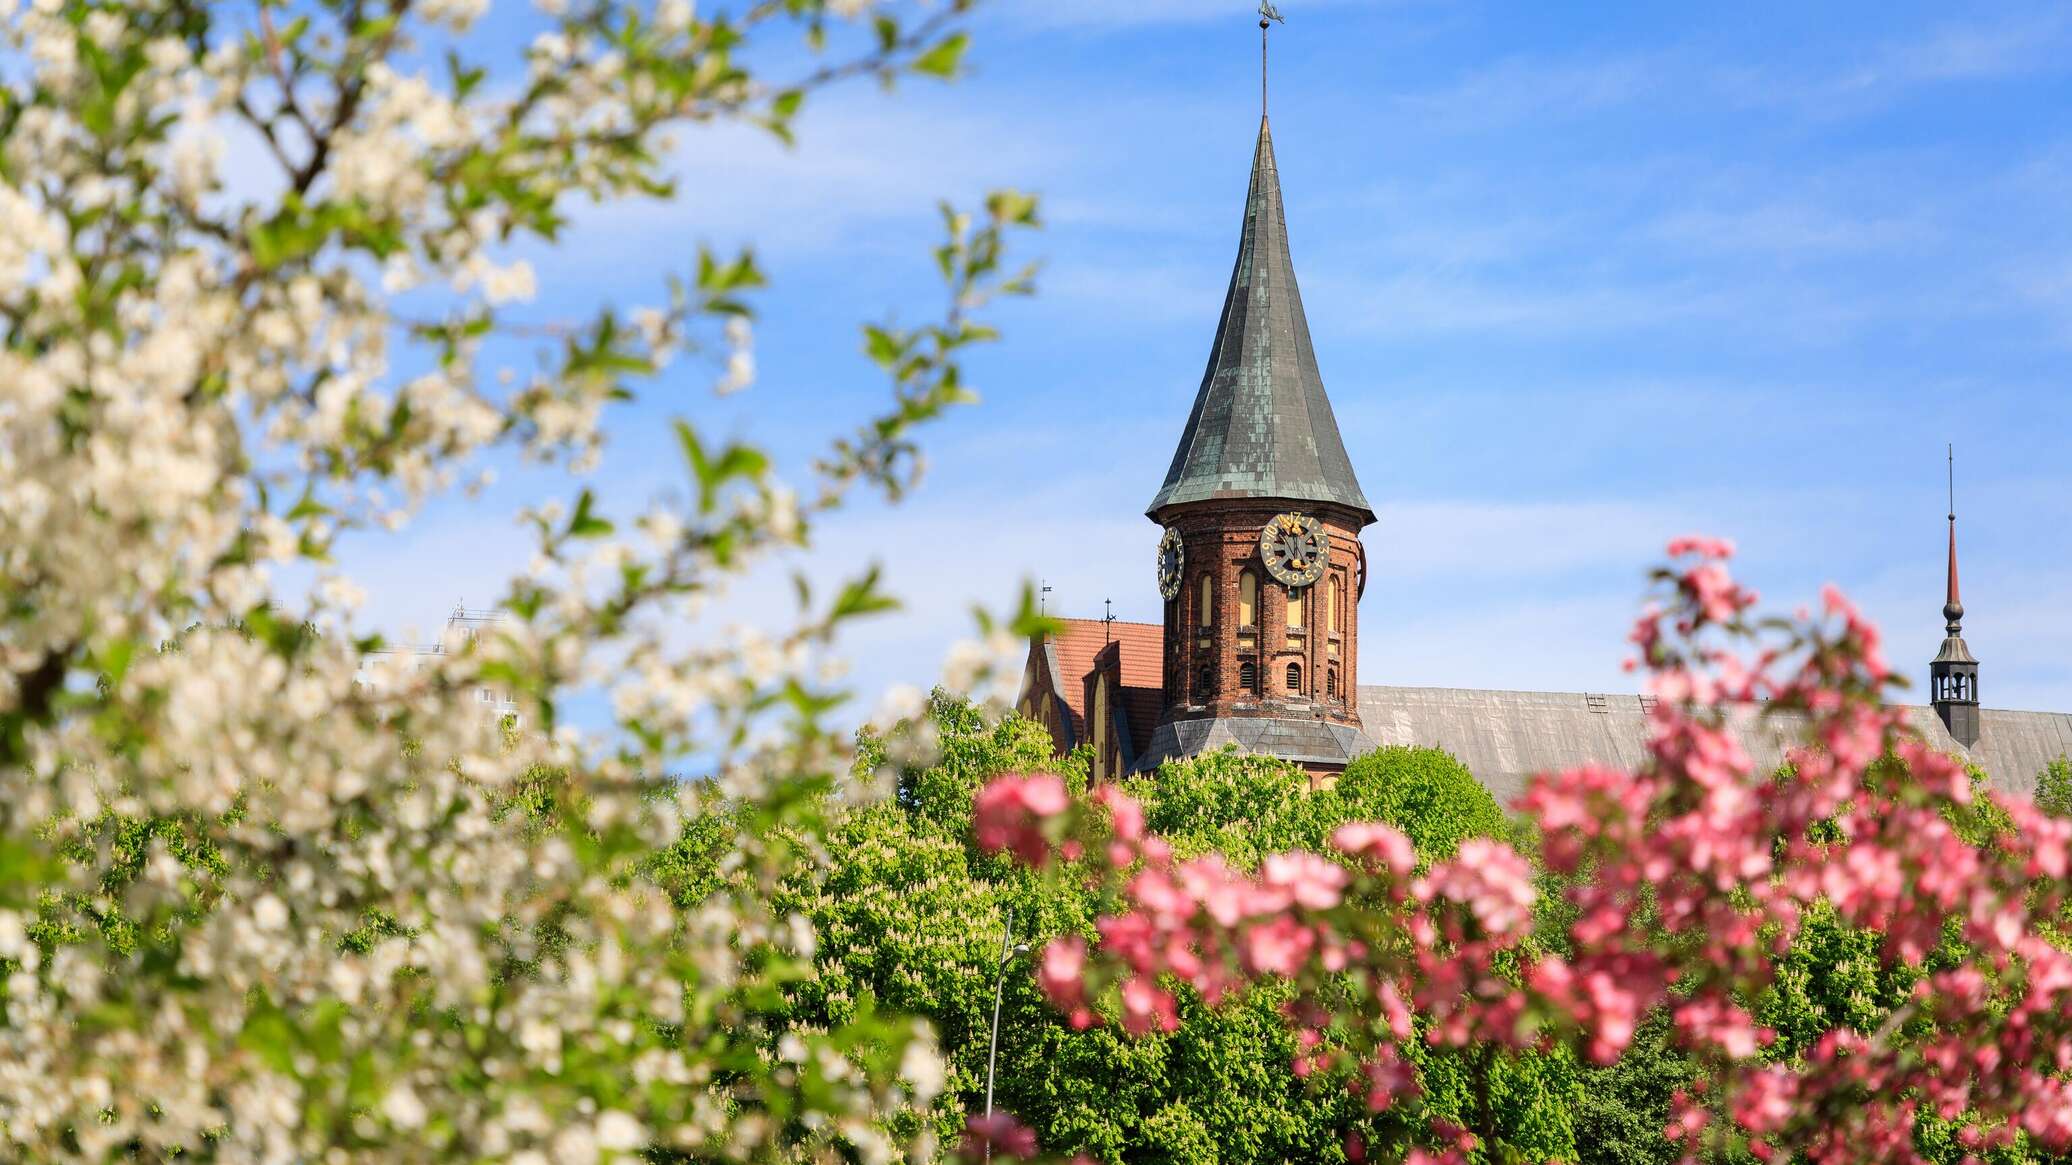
[970,539,2072,1164]
[971,773,1068,866]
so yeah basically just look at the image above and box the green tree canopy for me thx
[780,706,1579,1163]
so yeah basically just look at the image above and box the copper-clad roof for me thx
[1148,117,1372,524]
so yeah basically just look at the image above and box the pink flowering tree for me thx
[969,540,2072,1164]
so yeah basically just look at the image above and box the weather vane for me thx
[1257,2,1285,117]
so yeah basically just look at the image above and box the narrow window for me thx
[1239,661,1257,693]
[1328,575,1342,636]
[1091,679,1111,781]
[1287,662,1303,691]
[1238,571,1258,628]
[1287,587,1304,629]
[1326,669,1337,697]
[1197,574,1213,628]
[1197,664,1212,697]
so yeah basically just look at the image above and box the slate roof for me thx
[1131,716,1376,774]
[1020,628,2072,798]
[1356,685,2072,805]
[1147,117,1373,524]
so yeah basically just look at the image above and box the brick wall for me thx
[1153,499,1366,732]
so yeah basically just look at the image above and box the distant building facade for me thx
[353,606,521,724]
[1017,110,2072,796]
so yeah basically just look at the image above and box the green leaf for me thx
[829,566,900,623]
[566,489,614,539]
[675,420,769,514]
[911,32,970,79]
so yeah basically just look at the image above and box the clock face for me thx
[1260,512,1328,587]
[1156,527,1186,600]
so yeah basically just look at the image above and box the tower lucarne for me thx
[1931,448,1981,747]
[1130,105,1378,777]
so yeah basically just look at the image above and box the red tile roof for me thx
[1048,618,1165,760]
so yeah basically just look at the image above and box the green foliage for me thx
[1121,744,1509,868]
[1573,1014,1695,1165]
[2038,755,2072,818]
[862,688,1072,840]
[798,708,1581,1162]
[1334,746,1514,861]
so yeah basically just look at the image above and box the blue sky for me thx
[349,0,2072,718]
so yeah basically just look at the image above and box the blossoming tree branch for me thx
[0,0,1043,1161]
[972,541,2072,1165]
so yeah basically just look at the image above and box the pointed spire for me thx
[1932,444,1980,746]
[1147,116,1373,524]
[1943,444,1964,633]
[1944,515,1964,633]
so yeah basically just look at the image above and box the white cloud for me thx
[1392,53,1668,130]
[550,93,1068,262]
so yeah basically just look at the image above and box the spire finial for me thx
[1944,444,1964,632]
[1258,1,1284,118]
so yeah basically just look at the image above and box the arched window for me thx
[1197,574,1213,628]
[1328,575,1342,636]
[1238,571,1258,628]
[1239,661,1258,693]
[1286,662,1303,692]
[1287,586,1304,629]
[1091,678,1111,781]
[1197,664,1213,698]
[1326,668,1337,697]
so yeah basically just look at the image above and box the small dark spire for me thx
[1932,444,1980,747]
[1943,444,1964,633]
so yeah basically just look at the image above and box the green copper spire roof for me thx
[1148,117,1373,525]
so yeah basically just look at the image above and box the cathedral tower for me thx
[1931,450,1980,747]
[1133,112,1378,776]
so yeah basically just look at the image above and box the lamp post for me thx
[983,907,1030,1163]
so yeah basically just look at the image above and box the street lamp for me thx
[983,907,1031,1163]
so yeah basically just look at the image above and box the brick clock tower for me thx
[1131,115,1379,777]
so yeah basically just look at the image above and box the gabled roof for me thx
[1041,618,1165,758]
[1093,635,1165,763]
[1147,117,1373,524]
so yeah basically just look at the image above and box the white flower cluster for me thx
[0,1,1013,1162]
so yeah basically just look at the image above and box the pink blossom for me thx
[1261,852,1349,911]
[1420,839,1537,939]
[1667,535,1736,559]
[1119,976,1179,1036]
[1092,783,1144,842]
[972,774,1068,866]
[959,1113,1038,1160]
[1035,936,1087,1012]
[1333,821,1417,876]
[1361,1047,1419,1112]
[978,538,2072,1164]
[1240,916,1316,977]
